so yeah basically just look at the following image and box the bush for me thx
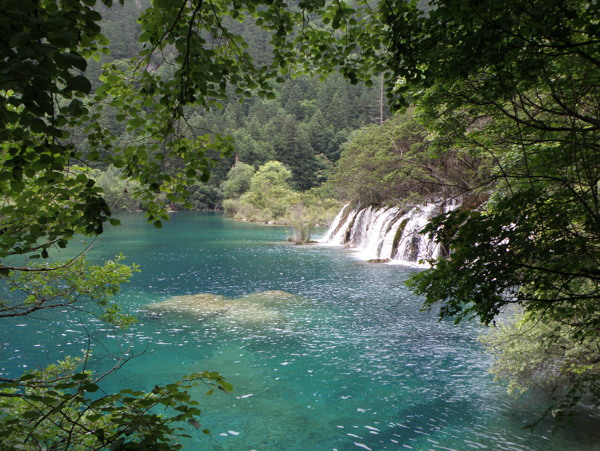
[480,310,600,422]
[222,161,342,232]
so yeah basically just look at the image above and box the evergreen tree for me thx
[273,115,320,190]
[279,76,316,121]
[222,102,245,133]
[304,109,335,161]
[231,129,274,166]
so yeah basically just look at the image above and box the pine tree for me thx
[274,115,320,190]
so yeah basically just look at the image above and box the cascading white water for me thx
[319,204,353,244]
[319,200,459,264]
[355,207,401,261]
[346,207,373,247]
[393,203,440,262]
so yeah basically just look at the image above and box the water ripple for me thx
[2,213,598,450]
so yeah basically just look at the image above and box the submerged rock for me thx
[366,258,391,263]
[146,290,300,323]
[239,290,299,305]
[149,293,229,316]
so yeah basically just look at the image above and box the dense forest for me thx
[83,0,389,217]
[1,0,598,448]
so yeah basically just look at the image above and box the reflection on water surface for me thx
[1,213,598,450]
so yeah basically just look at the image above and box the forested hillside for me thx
[87,0,388,211]
[330,110,491,206]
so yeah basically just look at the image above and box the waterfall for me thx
[319,200,459,264]
[354,207,401,261]
[319,204,356,245]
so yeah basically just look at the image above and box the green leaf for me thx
[83,383,99,392]
[62,52,88,72]
[72,373,89,381]
[128,116,145,129]
[30,119,46,133]
[66,75,92,94]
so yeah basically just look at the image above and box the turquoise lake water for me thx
[2,212,599,450]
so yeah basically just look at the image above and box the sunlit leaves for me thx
[480,310,600,425]
[0,361,232,449]
[3,255,138,325]
[0,0,114,261]
[0,152,111,259]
